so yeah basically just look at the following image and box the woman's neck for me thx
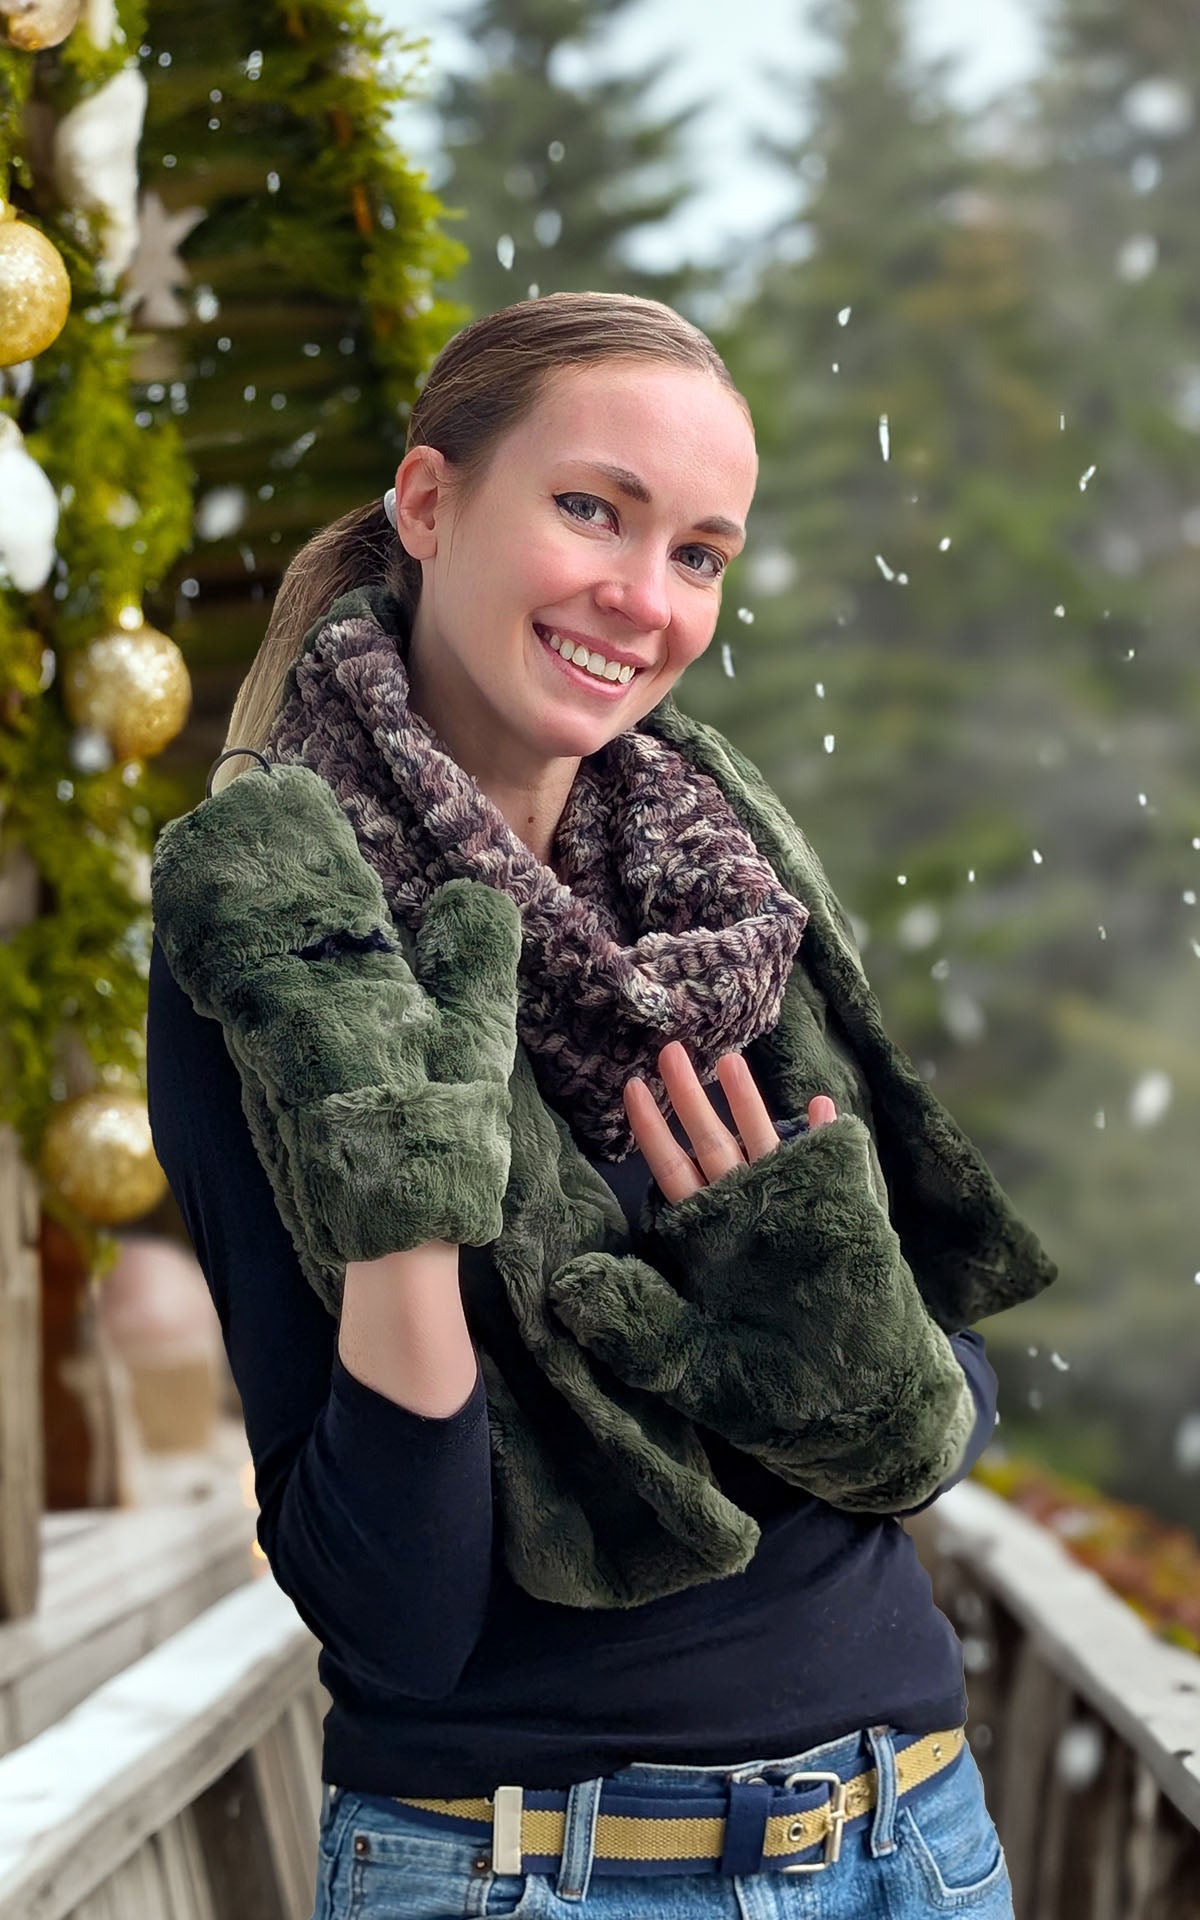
[405,633,582,873]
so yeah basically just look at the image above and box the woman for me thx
[148,291,1049,1917]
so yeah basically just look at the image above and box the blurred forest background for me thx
[56,0,1200,1529]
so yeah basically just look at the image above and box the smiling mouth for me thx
[532,623,644,690]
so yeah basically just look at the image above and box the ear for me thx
[393,445,451,560]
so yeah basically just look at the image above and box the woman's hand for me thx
[552,1048,974,1513]
[623,1040,838,1205]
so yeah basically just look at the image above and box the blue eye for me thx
[678,545,727,581]
[554,493,727,580]
[556,492,613,528]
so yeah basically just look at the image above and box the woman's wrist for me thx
[338,1243,478,1417]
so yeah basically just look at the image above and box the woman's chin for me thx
[521,690,638,755]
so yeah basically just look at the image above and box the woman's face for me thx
[397,358,758,769]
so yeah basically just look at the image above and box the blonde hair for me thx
[211,290,751,793]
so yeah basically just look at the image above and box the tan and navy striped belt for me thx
[388,1724,966,1878]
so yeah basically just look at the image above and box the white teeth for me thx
[540,627,636,684]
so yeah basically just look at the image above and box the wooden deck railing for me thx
[0,1577,326,1920]
[908,1480,1200,1919]
[0,1477,1197,1918]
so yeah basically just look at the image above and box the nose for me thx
[592,550,673,633]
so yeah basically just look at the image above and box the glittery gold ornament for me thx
[0,207,71,366]
[40,1088,167,1225]
[1,0,83,50]
[62,613,191,761]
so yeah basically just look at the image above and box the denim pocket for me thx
[339,1794,534,1919]
[897,1747,1013,1911]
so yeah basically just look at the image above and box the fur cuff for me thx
[551,1114,977,1511]
[152,763,522,1266]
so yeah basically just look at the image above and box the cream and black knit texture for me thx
[264,589,810,1160]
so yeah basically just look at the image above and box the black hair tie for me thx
[205,747,274,800]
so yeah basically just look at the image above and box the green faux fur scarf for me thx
[151,638,1056,1612]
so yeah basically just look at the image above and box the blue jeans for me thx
[311,1724,1013,1918]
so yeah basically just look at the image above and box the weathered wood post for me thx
[0,842,43,1620]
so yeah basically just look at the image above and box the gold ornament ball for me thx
[40,1089,167,1226]
[1,0,83,50]
[0,212,71,367]
[63,622,192,761]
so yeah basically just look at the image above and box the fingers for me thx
[658,1042,747,1188]
[625,1043,768,1203]
[625,1040,841,1202]
[661,1044,824,1168]
[623,1072,708,1205]
[714,1051,783,1162]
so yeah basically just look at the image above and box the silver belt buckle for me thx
[778,1770,849,1873]
[491,1785,524,1875]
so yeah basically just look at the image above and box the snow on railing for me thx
[910,1479,1200,1919]
[0,1576,324,1920]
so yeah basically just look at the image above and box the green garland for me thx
[0,37,30,192]
[2,0,472,1272]
[0,2,193,1269]
[137,0,470,584]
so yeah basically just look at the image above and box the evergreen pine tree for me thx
[983,0,1200,1521]
[1029,0,1200,707]
[431,0,715,314]
[705,0,1200,1523]
[702,0,1100,1105]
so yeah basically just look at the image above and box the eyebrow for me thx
[560,461,746,546]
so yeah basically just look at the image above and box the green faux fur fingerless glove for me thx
[150,763,523,1287]
[547,1113,976,1514]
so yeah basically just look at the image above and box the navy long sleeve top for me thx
[146,931,997,1798]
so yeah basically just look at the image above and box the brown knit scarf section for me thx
[265,588,811,1161]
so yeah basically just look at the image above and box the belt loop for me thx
[718,1777,772,1877]
[866,1725,898,1857]
[492,1786,524,1875]
[555,1777,604,1902]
